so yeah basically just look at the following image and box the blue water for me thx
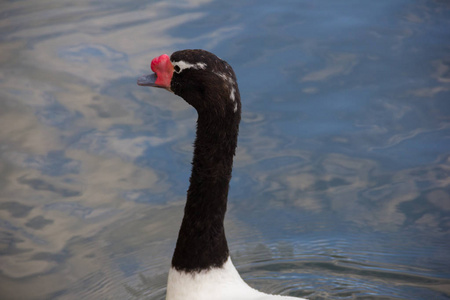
[1,0,449,299]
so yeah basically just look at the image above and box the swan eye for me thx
[174,65,181,73]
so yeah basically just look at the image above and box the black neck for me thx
[171,110,240,272]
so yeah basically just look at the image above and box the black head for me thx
[138,49,241,117]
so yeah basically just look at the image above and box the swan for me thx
[138,49,305,300]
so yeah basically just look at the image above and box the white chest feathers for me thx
[166,257,305,300]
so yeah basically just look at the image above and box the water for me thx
[1,0,449,299]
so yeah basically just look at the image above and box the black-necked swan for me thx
[138,49,305,300]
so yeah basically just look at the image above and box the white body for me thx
[166,257,305,300]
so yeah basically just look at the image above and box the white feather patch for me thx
[166,257,304,300]
[214,72,238,113]
[214,71,233,84]
[230,87,236,102]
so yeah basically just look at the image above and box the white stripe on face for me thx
[172,60,207,73]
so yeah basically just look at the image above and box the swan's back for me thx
[166,258,304,300]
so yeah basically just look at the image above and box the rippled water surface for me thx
[1,0,450,299]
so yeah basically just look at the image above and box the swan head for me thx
[138,49,240,116]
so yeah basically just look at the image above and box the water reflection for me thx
[0,0,449,299]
